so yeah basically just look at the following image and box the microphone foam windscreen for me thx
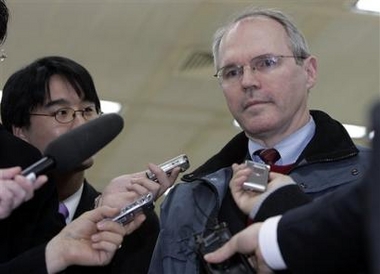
[44,113,124,172]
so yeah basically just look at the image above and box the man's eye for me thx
[256,57,278,69]
[84,106,95,113]
[56,109,70,116]
[223,67,241,79]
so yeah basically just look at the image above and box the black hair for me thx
[0,0,9,43]
[1,56,101,131]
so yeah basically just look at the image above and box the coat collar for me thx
[183,110,358,181]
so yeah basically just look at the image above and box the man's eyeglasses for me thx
[30,106,102,124]
[214,54,306,85]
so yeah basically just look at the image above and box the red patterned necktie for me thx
[254,148,281,165]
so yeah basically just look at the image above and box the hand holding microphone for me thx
[0,114,124,220]
[0,166,47,219]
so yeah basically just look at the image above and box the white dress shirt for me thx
[61,183,84,224]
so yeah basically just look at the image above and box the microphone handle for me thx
[21,156,55,182]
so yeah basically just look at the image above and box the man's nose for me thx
[70,111,87,128]
[240,66,261,91]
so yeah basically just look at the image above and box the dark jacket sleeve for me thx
[253,185,311,222]
[0,126,64,262]
[0,244,48,274]
[277,180,367,274]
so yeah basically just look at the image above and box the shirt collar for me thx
[61,183,84,224]
[248,116,316,165]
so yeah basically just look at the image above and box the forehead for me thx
[44,74,84,103]
[219,16,291,65]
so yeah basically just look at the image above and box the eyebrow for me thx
[43,99,71,109]
[220,54,271,68]
[43,99,95,109]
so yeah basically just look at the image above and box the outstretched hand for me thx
[45,206,145,273]
[204,222,274,274]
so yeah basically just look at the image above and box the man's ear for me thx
[304,56,317,90]
[12,126,29,143]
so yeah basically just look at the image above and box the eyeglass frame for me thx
[213,54,306,84]
[29,106,103,124]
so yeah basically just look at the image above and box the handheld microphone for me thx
[21,113,124,181]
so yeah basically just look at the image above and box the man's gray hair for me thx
[212,7,311,70]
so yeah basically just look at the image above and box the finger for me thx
[0,167,22,179]
[92,230,123,247]
[123,213,146,235]
[97,218,126,235]
[203,237,237,263]
[230,170,251,190]
[128,179,158,196]
[85,206,120,223]
[0,184,14,218]
[167,166,180,184]
[92,240,119,254]
[232,163,247,173]
[147,163,179,188]
[13,175,35,201]
[269,172,283,180]
[130,171,147,179]
[5,181,28,207]
[32,175,48,190]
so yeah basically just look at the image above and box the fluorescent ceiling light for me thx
[342,124,367,139]
[233,119,369,140]
[355,0,380,13]
[100,100,122,114]
[0,90,122,114]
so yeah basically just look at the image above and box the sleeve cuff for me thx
[258,215,287,270]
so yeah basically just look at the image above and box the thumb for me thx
[203,238,236,264]
[84,206,119,223]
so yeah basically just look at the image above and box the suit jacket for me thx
[67,180,160,274]
[0,245,48,274]
[368,103,380,274]
[369,161,380,274]
[277,179,367,274]
[0,124,64,273]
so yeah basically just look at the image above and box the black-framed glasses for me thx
[30,106,102,124]
[214,54,306,85]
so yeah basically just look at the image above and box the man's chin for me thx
[77,158,94,171]
[68,158,94,172]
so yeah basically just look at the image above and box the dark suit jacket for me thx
[67,180,160,274]
[368,103,380,274]
[277,179,367,274]
[0,124,64,273]
[369,160,380,274]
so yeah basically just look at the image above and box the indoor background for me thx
[1,0,379,198]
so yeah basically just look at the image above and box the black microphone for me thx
[21,113,124,181]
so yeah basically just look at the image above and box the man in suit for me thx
[149,7,371,273]
[204,103,380,274]
[0,55,172,273]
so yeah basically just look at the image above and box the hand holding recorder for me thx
[45,205,144,273]
[99,154,190,222]
[230,163,295,215]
